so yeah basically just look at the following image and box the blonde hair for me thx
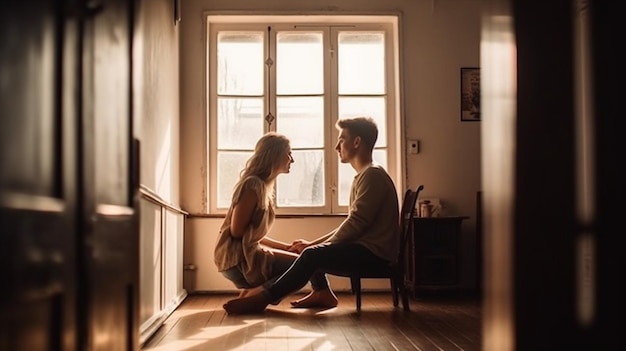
[234,132,291,206]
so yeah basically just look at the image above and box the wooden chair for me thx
[332,185,424,311]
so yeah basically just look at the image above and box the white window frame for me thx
[206,14,405,215]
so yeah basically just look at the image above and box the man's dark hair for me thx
[336,116,378,151]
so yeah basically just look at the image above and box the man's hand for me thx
[288,239,310,254]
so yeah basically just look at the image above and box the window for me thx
[207,16,401,214]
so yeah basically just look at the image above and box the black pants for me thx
[266,242,388,302]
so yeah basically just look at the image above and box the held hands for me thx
[288,239,311,254]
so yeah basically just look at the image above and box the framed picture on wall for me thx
[460,67,480,121]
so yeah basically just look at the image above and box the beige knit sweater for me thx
[328,164,400,263]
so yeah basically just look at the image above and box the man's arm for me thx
[311,230,336,244]
[330,168,387,244]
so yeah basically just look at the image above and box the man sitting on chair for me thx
[223,116,399,314]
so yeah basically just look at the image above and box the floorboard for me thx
[141,292,481,351]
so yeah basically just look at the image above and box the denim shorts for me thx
[221,253,298,290]
[221,265,253,289]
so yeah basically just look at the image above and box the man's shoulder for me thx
[358,165,398,194]
[361,164,393,181]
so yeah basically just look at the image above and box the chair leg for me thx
[399,282,410,311]
[402,293,410,311]
[390,278,399,307]
[353,278,362,311]
[350,277,358,295]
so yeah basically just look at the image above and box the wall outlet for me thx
[408,139,419,154]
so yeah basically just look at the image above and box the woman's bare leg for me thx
[238,285,264,298]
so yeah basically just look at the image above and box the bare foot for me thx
[223,292,271,315]
[290,289,338,309]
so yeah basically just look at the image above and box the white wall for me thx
[134,0,181,205]
[133,0,186,343]
[180,0,482,292]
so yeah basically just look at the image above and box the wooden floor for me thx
[141,291,481,351]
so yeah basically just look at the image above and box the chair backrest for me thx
[396,185,424,265]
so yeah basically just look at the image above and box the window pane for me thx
[338,32,385,94]
[276,97,324,148]
[338,97,387,147]
[277,32,323,95]
[218,97,264,149]
[217,151,252,208]
[217,32,264,95]
[337,150,388,207]
[277,150,324,207]
[338,162,355,207]
[209,22,397,216]
[373,149,388,171]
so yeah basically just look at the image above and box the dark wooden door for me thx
[1,1,138,350]
[0,1,80,350]
[80,0,139,350]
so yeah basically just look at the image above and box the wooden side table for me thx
[404,216,468,297]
